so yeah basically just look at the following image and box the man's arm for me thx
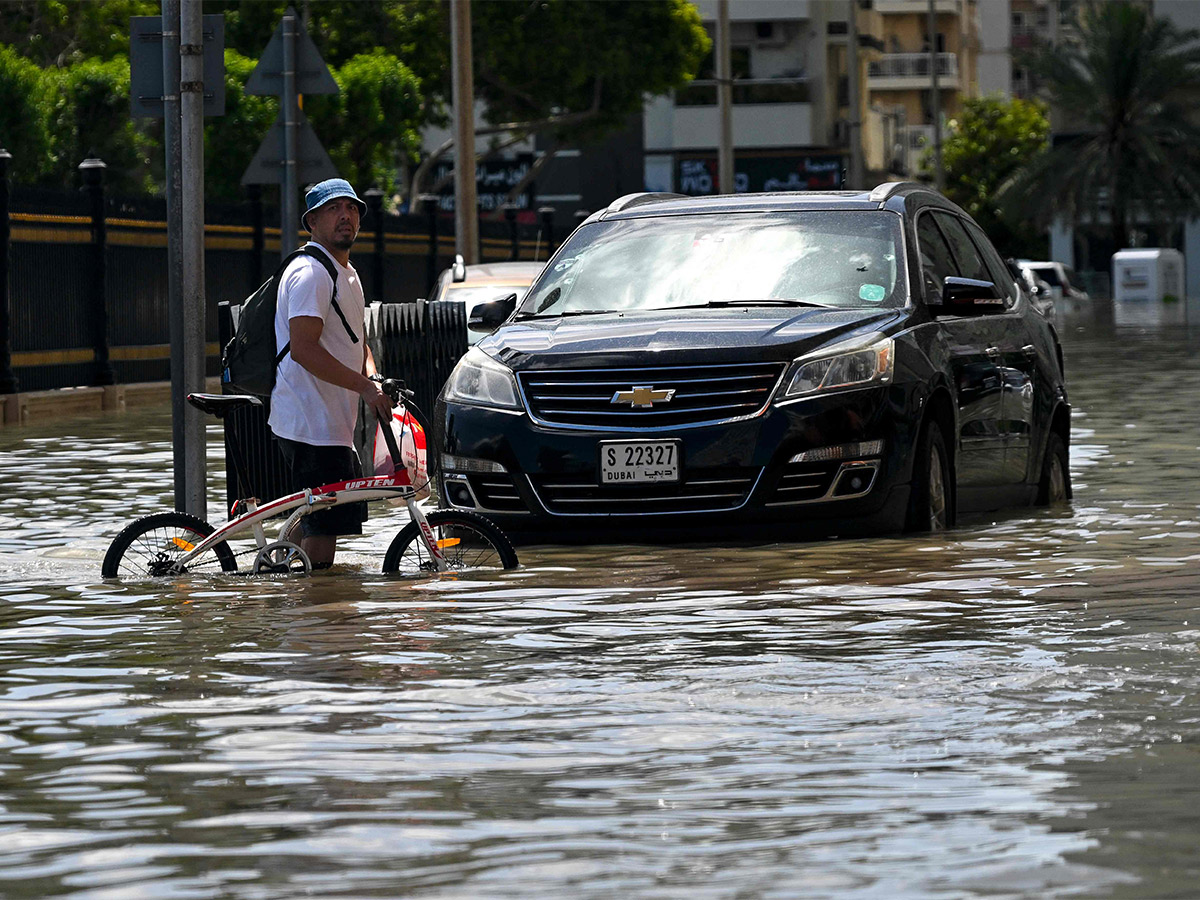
[289,315,392,419]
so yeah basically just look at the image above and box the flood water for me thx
[2,299,1199,898]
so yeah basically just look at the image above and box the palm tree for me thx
[1003,2,1200,253]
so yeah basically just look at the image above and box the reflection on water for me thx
[1,300,1198,898]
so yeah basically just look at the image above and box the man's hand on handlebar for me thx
[360,376,395,420]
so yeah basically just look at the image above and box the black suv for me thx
[435,184,1070,539]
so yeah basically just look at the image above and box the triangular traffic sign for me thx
[241,106,339,185]
[245,6,339,96]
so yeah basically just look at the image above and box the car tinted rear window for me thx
[519,211,907,315]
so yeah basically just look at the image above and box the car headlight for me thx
[443,347,521,409]
[781,334,894,400]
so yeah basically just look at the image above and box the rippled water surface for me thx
[2,302,1200,898]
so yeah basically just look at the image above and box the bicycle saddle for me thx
[186,393,263,417]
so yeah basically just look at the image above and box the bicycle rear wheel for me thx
[102,511,237,578]
[382,510,518,575]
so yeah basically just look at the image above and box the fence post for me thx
[538,205,555,260]
[79,157,113,386]
[421,194,440,297]
[0,149,16,396]
[502,204,519,260]
[247,183,263,291]
[365,188,384,303]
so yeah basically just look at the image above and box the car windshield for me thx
[517,211,907,316]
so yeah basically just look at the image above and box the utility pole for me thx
[716,0,734,194]
[180,0,206,519]
[847,0,864,189]
[281,10,299,257]
[450,0,478,263]
[161,0,187,511]
[929,0,944,191]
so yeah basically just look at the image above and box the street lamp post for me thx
[79,157,114,388]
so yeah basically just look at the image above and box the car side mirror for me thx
[468,292,518,333]
[933,276,1005,316]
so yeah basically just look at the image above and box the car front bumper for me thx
[437,384,920,538]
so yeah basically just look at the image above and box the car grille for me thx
[765,462,840,505]
[529,466,761,515]
[518,362,788,430]
[466,474,527,512]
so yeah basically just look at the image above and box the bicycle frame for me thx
[171,470,447,574]
[177,388,447,575]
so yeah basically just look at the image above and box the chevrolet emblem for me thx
[611,385,676,407]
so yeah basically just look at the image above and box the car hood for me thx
[480,307,908,370]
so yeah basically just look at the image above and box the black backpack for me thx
[221,246,359,397]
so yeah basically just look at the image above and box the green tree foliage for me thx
[0,0,157,66]
[44,56,156,194]
[306,50,424,196]
[0,45,52,182]
[1004,1,1200,253]
[936,95,1049,258]
[472,0,709,143]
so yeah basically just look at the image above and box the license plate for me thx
[599,440,680,484]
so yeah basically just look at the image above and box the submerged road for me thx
[1,297,1198,898]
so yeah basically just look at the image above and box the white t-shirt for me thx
[268,242,366,448]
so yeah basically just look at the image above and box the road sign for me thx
[244,7,339,96]
[130,15,225,118]
[241,107,339,186]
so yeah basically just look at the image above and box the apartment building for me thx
[866,0,979,176]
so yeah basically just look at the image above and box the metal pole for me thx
[538,206,555,258]
[847,1,864,189]
[0,148,16,395]
[503,204,518,260]
[421,193,440,297]
[716,0,734,194]
[180,0,206,518]
[79,158,114,387]
[281,12,299,258]
[929,0,944,191]
[365,188,384,303]
[162,0,187,509]
[450,0,478,263]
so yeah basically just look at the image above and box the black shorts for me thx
[275,438,367,537]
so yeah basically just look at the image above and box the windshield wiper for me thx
[513,309,614,320]
[667,299,834,309]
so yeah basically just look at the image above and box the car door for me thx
[936,214,1032,487]
[962,219,1039,483]
[916,211,1006,487]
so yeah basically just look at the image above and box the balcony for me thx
[874,0,960,14]
[675,78,811,107]
[867,53,959,90]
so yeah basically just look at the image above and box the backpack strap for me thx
[275,246,360,364]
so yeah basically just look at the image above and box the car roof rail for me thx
[868,181,923,203]
[604,192,687,214]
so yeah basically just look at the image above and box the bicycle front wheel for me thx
[102,511,237,578]
[382,510,518,575]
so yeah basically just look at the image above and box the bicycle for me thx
[101,379,518,579]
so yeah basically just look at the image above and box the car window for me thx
[1029,265,1062,287]
[933,212,992,283]
[519,211,907,315]
[915,212,957,299]
[962,219,1019,307]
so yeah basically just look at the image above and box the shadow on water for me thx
[0,298,1199,897]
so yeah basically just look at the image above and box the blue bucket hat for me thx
[302,178,367,230]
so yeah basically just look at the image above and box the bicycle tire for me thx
[382,510,518,575]
[102,511,238,578]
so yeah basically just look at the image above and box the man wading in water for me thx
[269,178,394,568]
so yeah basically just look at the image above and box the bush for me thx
[0,45,52,182]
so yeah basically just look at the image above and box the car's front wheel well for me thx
[923,388,957,508]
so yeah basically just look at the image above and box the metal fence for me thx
[2,178,556,393]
